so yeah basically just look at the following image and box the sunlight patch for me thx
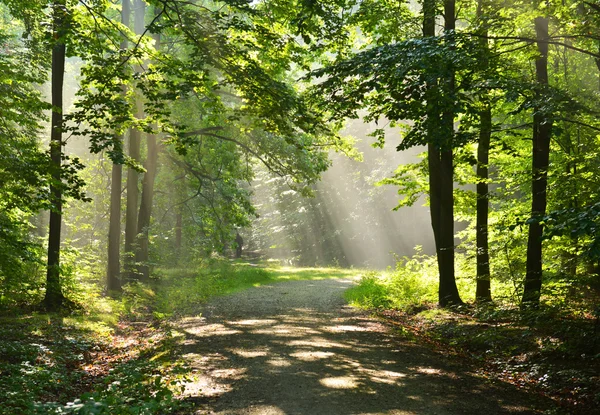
[325,324,368,333]
[266,357,292,367]
[288,337,350,349]
[183,324,241,337]
[252,328,293,336]
[358,368,406,385]
[415,367,442,375]
[232,319,277,326]
[319,376,359,389]
[290,351,334,361]
[230,348,268,358]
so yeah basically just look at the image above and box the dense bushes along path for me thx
[175,277,551,414]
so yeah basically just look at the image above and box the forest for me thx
[1,0,600,413]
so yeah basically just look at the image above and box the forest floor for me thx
[173,276,555,414]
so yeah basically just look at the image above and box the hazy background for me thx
[248,119,435,269]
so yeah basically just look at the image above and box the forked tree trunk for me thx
[44,0,67,311]
[522,17,552,306]
[107,0,131,292]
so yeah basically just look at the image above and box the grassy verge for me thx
[345,266,600,414]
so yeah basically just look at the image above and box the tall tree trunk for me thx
[475,0,492,302]
[107,0,131,292]
[124,0,146,280]
[422,0,462,307]
[439,0,462,306]
[135,13,160,281]
[135,135,158,280]
[476,103,492,301]
[43,0,67,311]
[522,17,552,306]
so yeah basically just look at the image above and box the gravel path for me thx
[176,277,551,414]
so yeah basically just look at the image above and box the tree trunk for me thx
[433,0,462,307]
[124,0,146,281]
[107,162,123,291]
[522,17,552,306]
[107,0,130,292]
[475,0,492,302]
[175,205,183,252]
[135,16,160,281]
[476,102,492,301]
[135,135,158,280]
[43,0,67,311]
[421,0,462,307]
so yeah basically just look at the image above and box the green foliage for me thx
[0,296,186,415]
[32,351,188,415]
[345,253,439,310]
[154,262,277,316]
[344,272,392,309]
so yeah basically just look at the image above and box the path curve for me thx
[177,277,548,414]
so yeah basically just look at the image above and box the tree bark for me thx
[107,0,130,292]
[43,0,67,311]
[124,0,145,281]
[476,102,492,301]
[135,12,161,281]
[434,0,462,306]
[475,0,492,302]
[522,17,552,306]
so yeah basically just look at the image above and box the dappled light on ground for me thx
[176,278,550,414]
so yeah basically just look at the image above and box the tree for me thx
[43,0,68,310]
[107,0,131,292]
[307,0,472,306]
[522,16,553,306]
[124,0,146,280]
[475,0,492,302]
[135,6,161,281]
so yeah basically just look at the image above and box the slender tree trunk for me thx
[476,103,492,301]
[44,0,67,311]
[124,0,146,280]
[175,205,183,252]
[107,162,123,291]
[475,0,492,302]
[423,0,441,285]
[437,0,462,306]
[522,17,552,306]
[135,16,160,281]
[135,136,158,280]
[107,0,131,292]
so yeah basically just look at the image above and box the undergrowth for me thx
[1,259,356,414]
[345,253,600,414]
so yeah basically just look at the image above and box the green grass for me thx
[344,254,439,310]
[154,260,362,317]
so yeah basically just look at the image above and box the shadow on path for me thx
[176,279,552,414]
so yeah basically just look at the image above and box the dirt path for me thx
[176,277,551,414]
